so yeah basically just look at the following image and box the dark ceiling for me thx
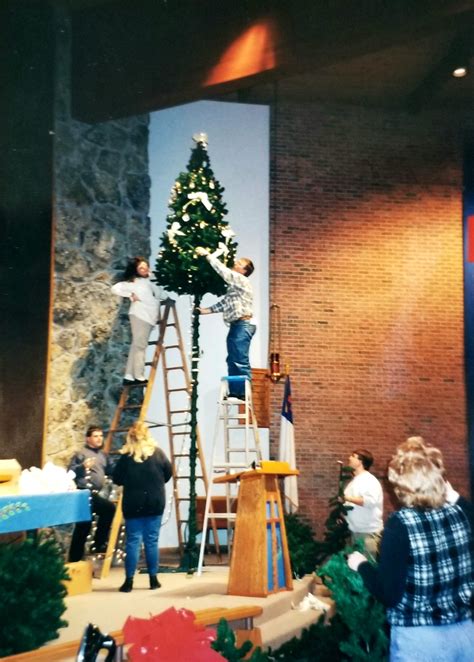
[63,0,474,121]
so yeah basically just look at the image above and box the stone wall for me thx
[46,10,151,462]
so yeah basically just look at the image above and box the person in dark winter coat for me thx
[113,421,172,592]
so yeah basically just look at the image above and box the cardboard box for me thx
[0,459,21,495]
[64,560,93,596]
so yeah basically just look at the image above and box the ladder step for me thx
[165,344,180,350]
[166,366,184,372]
[122,404,143,410]
[168,387,190,394]
[170,409,191,415]
[221,447,254,453]
[213,462,249,469]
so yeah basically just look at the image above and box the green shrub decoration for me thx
[318,549,389,661]
[270,613,349,662]
[284,513,321,577]
[0,536,69,656]
[212,618,268,661]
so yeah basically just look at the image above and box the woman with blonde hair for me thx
[113,421,172,592]
[348,437,473,661]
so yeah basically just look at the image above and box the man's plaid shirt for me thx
[387,503,473,626]
[206,254,253,324]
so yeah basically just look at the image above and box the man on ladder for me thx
[195,246,256,400]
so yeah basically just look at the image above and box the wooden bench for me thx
[0,605,263,661]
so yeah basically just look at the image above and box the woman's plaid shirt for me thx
[387,503,473,626]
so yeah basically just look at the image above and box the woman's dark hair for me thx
[121,256,149,282]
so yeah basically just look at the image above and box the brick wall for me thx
[269,101,473,536]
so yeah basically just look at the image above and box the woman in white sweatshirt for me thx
[111,256,160,384]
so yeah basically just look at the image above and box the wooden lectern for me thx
[215,461,299,597]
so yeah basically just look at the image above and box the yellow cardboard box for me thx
[64,560,93,596]
[0,459,21,495]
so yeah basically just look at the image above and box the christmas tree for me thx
[155,132,237,297]
[154,133,238,571]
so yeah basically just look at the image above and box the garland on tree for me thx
[154,133,238,571]
[0,536,69,656]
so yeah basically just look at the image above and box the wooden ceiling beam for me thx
[70,0,474,122]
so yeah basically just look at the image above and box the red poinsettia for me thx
[123,607,225,661]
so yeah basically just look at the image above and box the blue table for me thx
[0,491,91,534]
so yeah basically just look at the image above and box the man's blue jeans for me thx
[124,515,162,577]
[226,321,256,396]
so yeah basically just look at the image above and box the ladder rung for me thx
[213,462,249,469]
[176,475,205,480]
[168,387,190,394]
[170,409,191,415]
[167,366,184,372]
[122,404,143,410]
[165,344,180,350]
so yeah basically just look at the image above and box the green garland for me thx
[0,536,69,656]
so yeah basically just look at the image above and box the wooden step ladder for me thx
[197,376,262,575]
[100,298,218,577]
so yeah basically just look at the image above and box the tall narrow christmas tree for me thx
[154,133,238,571]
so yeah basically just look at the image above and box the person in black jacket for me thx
[113,421,172,592]
[68,426,116,561]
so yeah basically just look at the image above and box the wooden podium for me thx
[215,461,299,597]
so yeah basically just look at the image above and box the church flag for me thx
[278,375,298,513]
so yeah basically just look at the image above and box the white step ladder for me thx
[197,375,263,575]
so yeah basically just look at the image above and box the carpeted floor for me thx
[43,564,330,659]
